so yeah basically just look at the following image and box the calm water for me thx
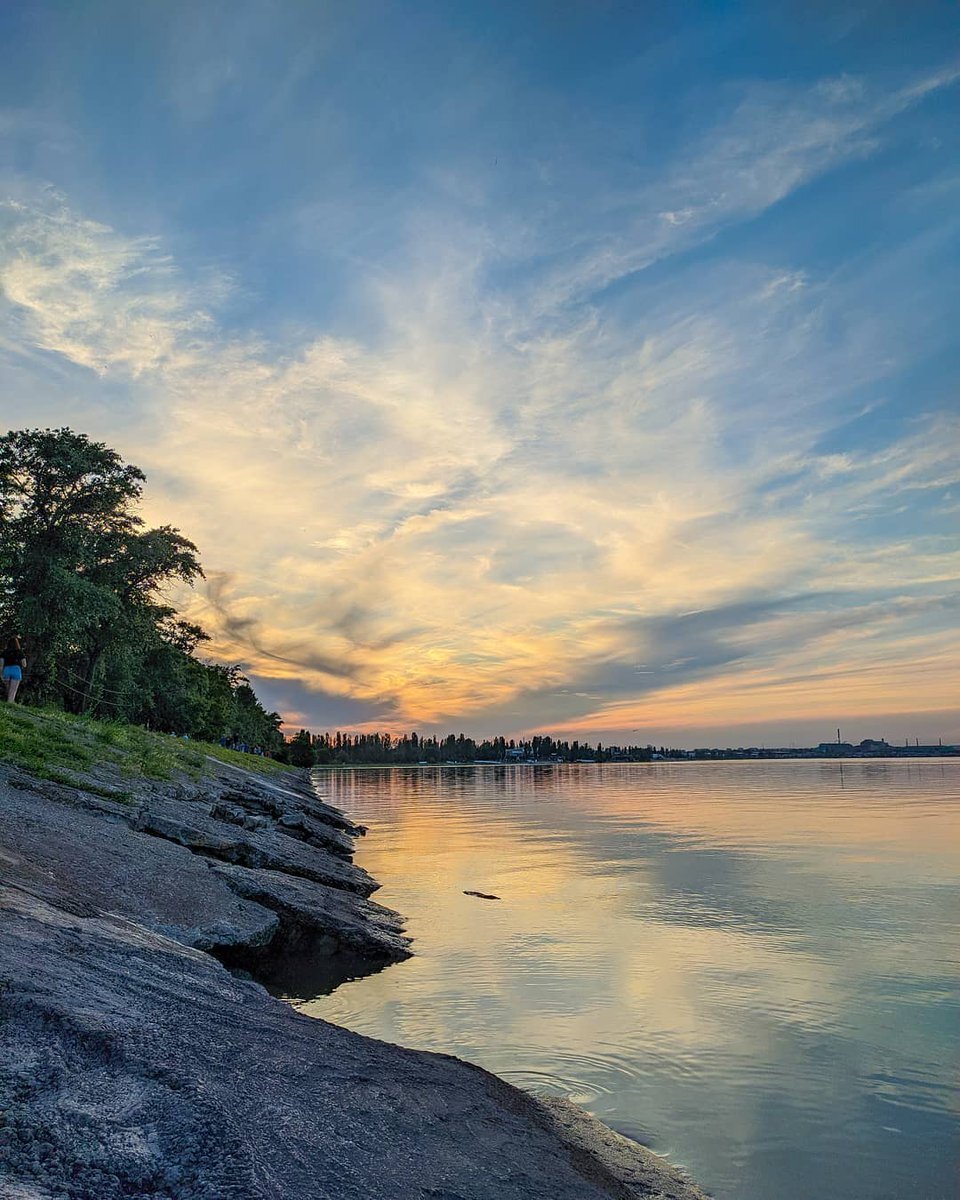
[298,761,959,1200]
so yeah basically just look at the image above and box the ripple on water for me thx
[498,1044,652,1105]
[308,761,960,1200]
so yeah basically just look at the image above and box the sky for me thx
[0,1,958,746]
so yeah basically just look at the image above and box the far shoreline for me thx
[313,754,959,768]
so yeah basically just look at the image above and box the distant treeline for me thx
[283,731,960,767]
[0,428,283,752]
[281,730,675,767]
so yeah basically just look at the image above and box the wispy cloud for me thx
[1,46,958,740]
[523,64,960,312]
[0,197,213,376]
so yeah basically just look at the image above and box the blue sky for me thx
[1,1,958,744]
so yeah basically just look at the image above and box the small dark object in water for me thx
[463,890,500,901]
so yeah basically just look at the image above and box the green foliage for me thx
[0,704,292,784]
[0,705,96,776]
[0,428,284,752]
[285,728,318,767]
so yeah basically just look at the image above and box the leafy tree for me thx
[0,428,148,698]
[0,428,283,752]
[286,729,317,767]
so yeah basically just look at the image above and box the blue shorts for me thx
[2,666,22,681]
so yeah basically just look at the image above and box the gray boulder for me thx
[0,784,278,955]
[209,860,412,967]
[133,799,377,895]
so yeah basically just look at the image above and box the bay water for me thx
[296,761,959,1200]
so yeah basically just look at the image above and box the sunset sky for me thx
[1,2,958,745]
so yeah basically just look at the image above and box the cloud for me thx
[523,63,960,312]
[0,196,215,377]
[1,57,958,739]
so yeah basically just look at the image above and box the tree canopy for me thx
[0,428,283,750]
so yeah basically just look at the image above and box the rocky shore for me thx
[0,737,709,1199]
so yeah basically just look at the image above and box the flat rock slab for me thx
[0,887,707,1200]
[209,862,412,963]
[134,799,377,895]
[276,808,355,858]
[0,785,278,954]
[535,1097,710,1200]
[210,761,366,835]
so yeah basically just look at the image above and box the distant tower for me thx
[837,727,841,744]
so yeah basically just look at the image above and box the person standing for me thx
[1,636,26,702]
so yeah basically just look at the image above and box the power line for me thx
[59,664,128,697]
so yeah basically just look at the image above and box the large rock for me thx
[275,808,356,858]
[209,762,366,835]
[0,886,708,1200]
[0,784,278,955]
[208,861,412,967]
[133,798,377,895]
[0,763,402,986]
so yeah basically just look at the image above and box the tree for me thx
[0,427,283,751]
[71,526,203,712]
[287,729,317,767]
[0,428,204,706]
[0,428,148,698]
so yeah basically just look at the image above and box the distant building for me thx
[858,738,891,754]
[817,742,855,756]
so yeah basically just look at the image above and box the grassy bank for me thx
[0,704,293,791]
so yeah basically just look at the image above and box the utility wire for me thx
[54,675,122,710]
[59,664,128,697]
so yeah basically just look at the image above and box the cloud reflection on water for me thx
[303,761,960,1200]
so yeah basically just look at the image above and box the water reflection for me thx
[301,762,960,1200]
[263,947,393,998]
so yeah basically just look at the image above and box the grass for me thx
[0,704,293,787]
[0,705,95,777]
[196,740,294,776]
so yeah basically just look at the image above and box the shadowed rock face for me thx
[0,758,406,976]
[0,757,709,1200]
[207,861,411,963]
